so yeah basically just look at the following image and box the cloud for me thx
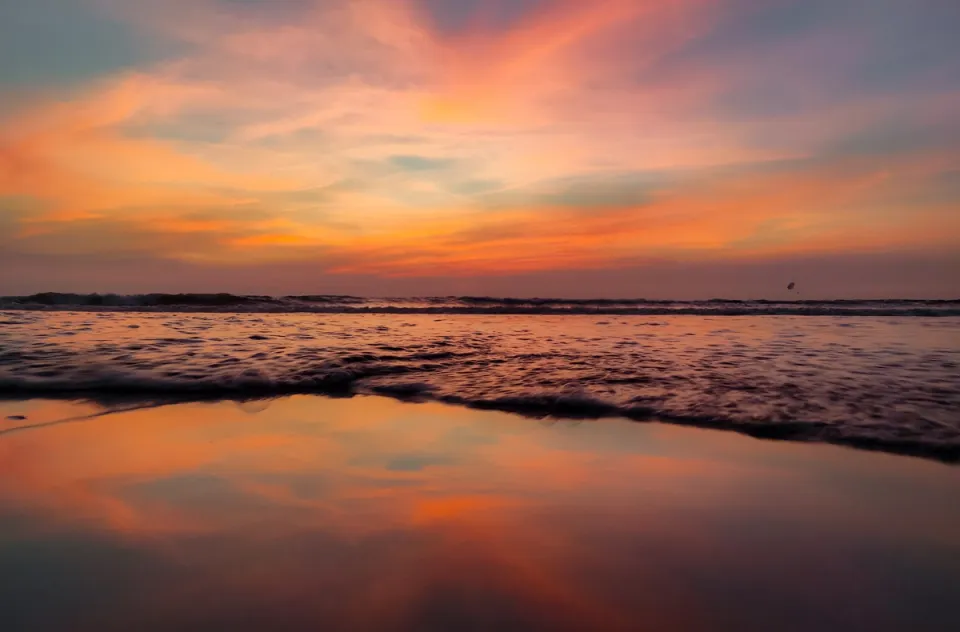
[389,155,455,171]
[1,0,958,295]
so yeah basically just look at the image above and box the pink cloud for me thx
[1,0,957,293]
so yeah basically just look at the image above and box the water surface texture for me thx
[1,310,958,461]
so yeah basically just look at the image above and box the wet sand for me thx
[1,396,959,631]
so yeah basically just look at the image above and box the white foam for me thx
[2,293,959,316]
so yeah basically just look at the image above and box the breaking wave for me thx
[2,293,959,316]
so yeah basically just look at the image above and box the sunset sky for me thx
[1,0,958,298]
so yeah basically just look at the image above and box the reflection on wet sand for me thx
[1,396,959,631]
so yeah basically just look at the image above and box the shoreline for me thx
[4,311,957,468]
[3,392,958,465]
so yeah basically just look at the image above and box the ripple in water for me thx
[1,311,958,461]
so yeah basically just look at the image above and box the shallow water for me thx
[1,396,958,632]
[1,311,958,460]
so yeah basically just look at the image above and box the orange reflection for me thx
[1,396,958,631]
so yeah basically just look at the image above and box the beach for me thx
[2,395,959,632]
[3,0,959,627]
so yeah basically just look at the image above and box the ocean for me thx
[3,294,960,631]
[2,294,958,462]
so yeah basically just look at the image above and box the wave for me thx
[2,304,958,464]
[3,293,959,316]
[2,369,956,463]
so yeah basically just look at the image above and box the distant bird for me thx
[787,282,796,291]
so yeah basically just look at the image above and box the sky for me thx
[1,0,958,298]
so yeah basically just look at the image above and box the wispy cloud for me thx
[1,0,958,294]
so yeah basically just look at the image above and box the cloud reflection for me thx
[2,396,959,630]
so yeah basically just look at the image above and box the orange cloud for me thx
[0,74,303,224]
[2,0,958,286]
[415,0,707,125]
[317,145,960,277]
